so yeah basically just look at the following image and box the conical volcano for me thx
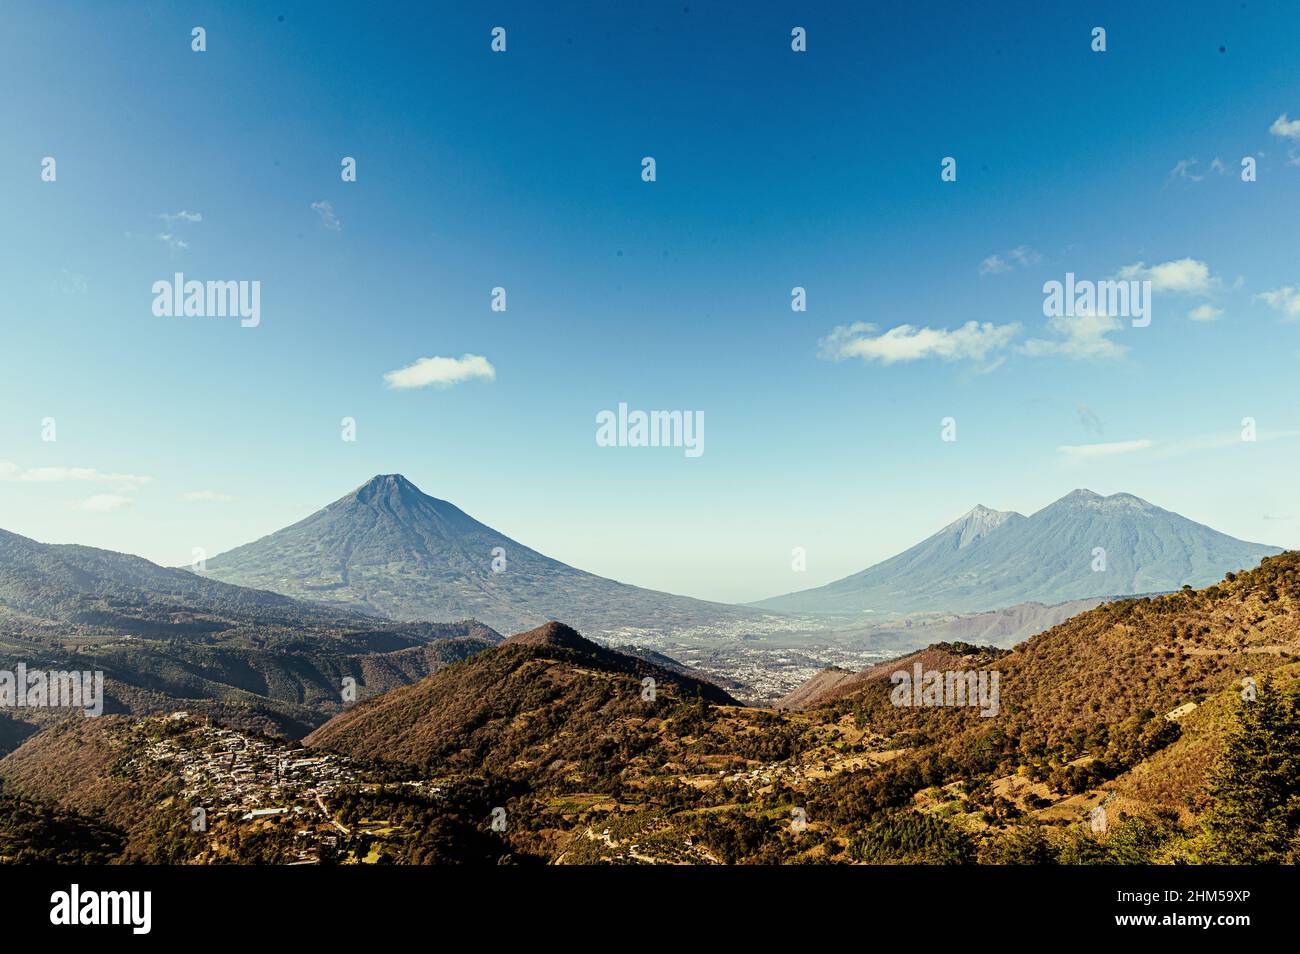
[202,474,759,636]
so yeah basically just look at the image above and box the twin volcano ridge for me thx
[754,489,1280,616]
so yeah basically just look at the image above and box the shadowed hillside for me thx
[305,621,737,775]
[0,526,502,743]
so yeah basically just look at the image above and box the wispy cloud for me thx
[1166,159,1204,183]
[152,210,199,252]
[157,233,189,252]
[1255,286,1300,321]
[383,354,496,389]
[311,200,342,231]
[818,321,1021,365]
[1166,158,1228,184]
[980,245,1040,275]
[0,462,152,491]
[179,490,235,503]
[1020,312,1127,360]
[73,494,132,513]
[1188,303,1223,322]
[1057,439,1153,461]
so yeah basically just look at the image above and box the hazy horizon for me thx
[1,474,1286,607]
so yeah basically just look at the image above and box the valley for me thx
[1,476,1297,866]
[2,553,1297,864]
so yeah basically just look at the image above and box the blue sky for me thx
[2,0,1300,603]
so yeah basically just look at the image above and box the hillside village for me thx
[125,715,446,864]
[2,540,1299,866]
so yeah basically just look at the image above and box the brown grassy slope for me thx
[776,667,858,709]
[304,622,737,774]
[784,644,1009,711]
[804,554,1300,754]
[0,716,157,836]
[1113,661,1300,819]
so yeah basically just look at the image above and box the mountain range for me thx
[199,478,1280,631]
[755,489,1281,616]
[0,478,1282,743]
[6,553,1297,864]
[200,474,769,637]
[0,526,502,741]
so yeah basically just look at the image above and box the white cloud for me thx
[1020,312,1127,360]
[0,462,152,490]
[74,494,132,512]
[1116,258,1214,294]
[311,200,342,231]
[1115,258,1224,321]
[980,245,1040,275]
[822,305,1132,368]
[180,490,235,503]
[1007,245,1041,267]
[1268,115,1300,164]
[1166,159,1204,183]
[1167,159,1226,183]
[383,354,497,389]
[1269,113,1300,140]
[1255,286,1300,321]
[157,233,189,251]
[818,321,1021,365]
[1057,439,1153,461]
[158,210,202,224]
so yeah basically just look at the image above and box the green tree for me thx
[980,825,1057,865]
[1195,677,1300,864]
